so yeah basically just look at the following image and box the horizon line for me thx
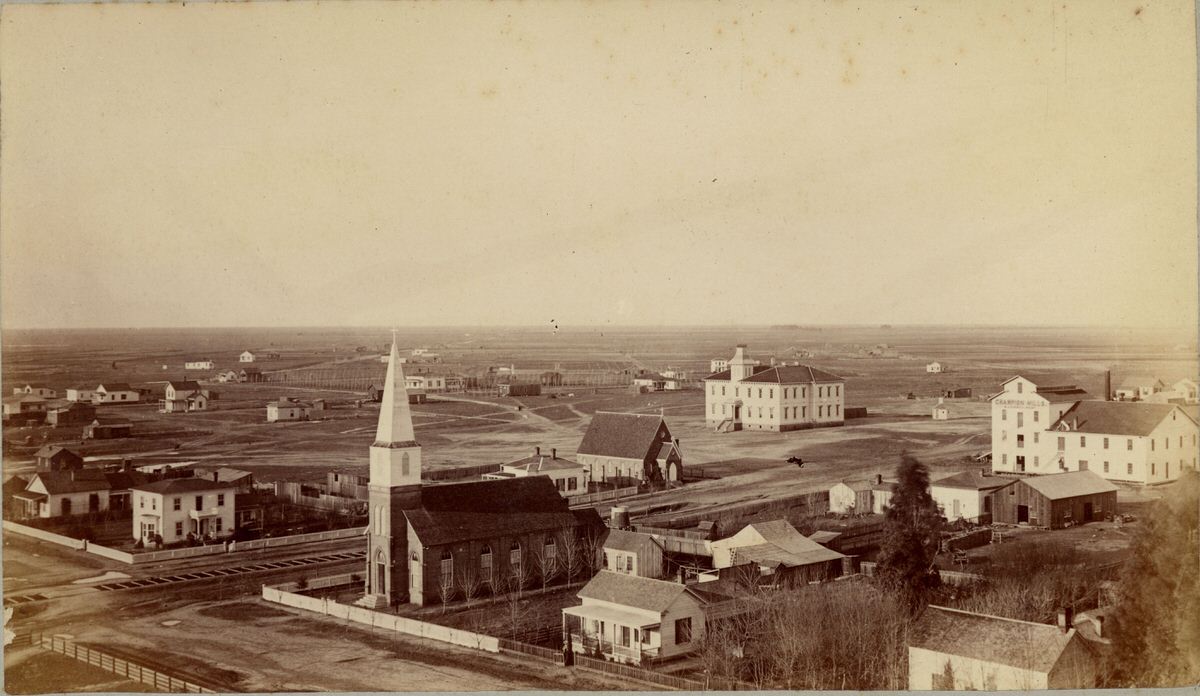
[1,322,1195,332]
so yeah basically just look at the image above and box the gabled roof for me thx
[835,479,874,492]
[1116,376,1166,389]
[578,571,704,613]
[910,606,1080,673]
[269,398,309,408]
[404,477,597,546]
[104,471,152,490]
[577,412,670,460]
[1020,470,1118,500]
[35,446,81,463]
[602,528,662,553]
[132,477,237,494]
[97,383,134,392]
[34,470,111,494]
[1051,400,1194,437]
[931,471,1011,492]
[241,367,262,374]
[4,395,46,405]
[722,520,845,567]
[167,380,201,391]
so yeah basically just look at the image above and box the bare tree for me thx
[457,563,483,608]
[577,525,604,578]
[558,530,583,586]
[532,537,559,593]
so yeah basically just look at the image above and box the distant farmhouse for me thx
[162,381,217,413]
[990,375,1198,484]
[704,345,845,432]
[1115,375,1199,404]
[266,397,326,422]
[185,359,215,370]
[2,395,47,424]
[11,385,57,399]
[239,351,256,363]
[93,383,140,404]
[926,362,944,373]
[575,412,682,486]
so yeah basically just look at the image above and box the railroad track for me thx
[2,550,365,606]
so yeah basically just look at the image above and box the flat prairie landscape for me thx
[4,325,1195,499]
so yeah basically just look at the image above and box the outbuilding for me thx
[987,470,1118,529]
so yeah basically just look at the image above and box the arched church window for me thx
[440,549,454,581]
[401,452,410,476]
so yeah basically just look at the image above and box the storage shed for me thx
[988,470,1118,529]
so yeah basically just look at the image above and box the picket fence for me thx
[568,486,640,507]
[24,633,217,693]
[3,520,363,564]
[262,583,500,653]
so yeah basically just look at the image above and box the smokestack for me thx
[1057,607,1074,633]
[535,446,541,456]
[1105,370,1112,401]
[875,473,883,485]
[551,448,557,459]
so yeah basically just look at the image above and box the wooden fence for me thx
[262,582,500,653]
[4,520,363,565]
[568,486,640,508]
[24,633,217,693]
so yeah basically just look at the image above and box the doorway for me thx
[1017,505,1029,524]
[1083,502,1094,522]
[376,551,387,596]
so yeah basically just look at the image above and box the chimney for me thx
[1057,607,1074,633]
[535,446,541,457]
[875,473,883,485]
[123,458,133,473]
[551,448,557,459]
[213,471,219,482]
[1105,370,1112,401]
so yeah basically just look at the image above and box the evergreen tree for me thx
[874,454,944,613]
[1105,470,1199,686]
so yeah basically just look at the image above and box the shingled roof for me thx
[577,571,705,613]
[576,412,670,461]
[1052,400,1194,437]
[740,365,844,384]
[132,477,238,495]
[1021,470,1118,500]
[931,471,1012,491]
[909,606,1079,674]
[403,476,599,546]
[34,470,111,495]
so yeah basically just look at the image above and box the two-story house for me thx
[130,476,237,544]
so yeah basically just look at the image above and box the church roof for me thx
[577,412,669,460]
[405,476,599,546]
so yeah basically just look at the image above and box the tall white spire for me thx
[374,335,417,447]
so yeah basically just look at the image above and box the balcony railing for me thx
[566,632,659,661]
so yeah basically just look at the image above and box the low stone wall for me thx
[262,582,500,653]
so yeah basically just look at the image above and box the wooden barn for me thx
[988,470,1118,529]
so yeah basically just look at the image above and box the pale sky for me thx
[1,1,1196,330]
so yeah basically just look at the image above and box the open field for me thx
[5,325,1195,494]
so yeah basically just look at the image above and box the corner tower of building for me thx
[361,336,422,608]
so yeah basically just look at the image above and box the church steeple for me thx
[361,333,422,608]
[368,335,422,490]
[374,336,417,447]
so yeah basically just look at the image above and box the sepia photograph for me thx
[1,0,1197,692]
